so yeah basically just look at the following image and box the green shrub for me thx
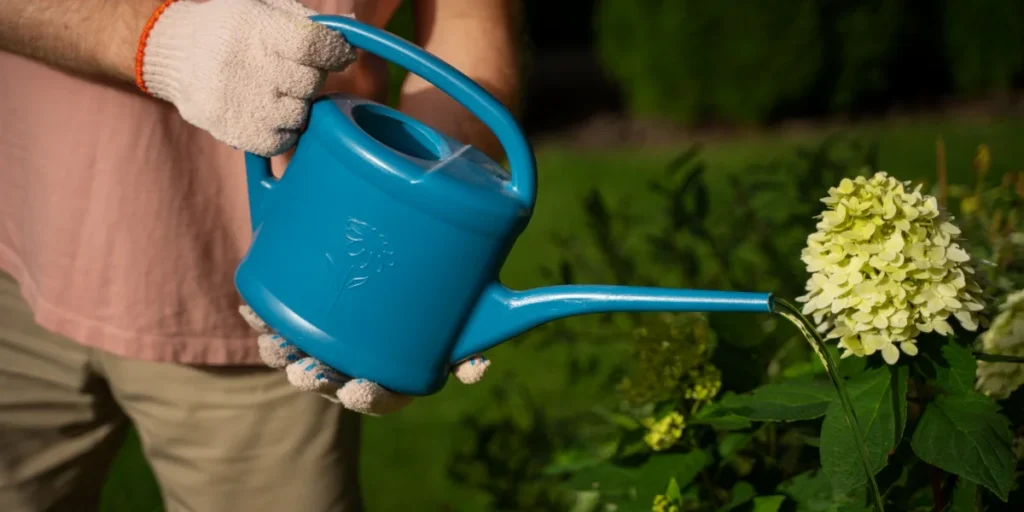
[594,0,824,125]
[449,139,1024,512]
[943,0,1024,96]
[594,0,1024,124]
[703,0,824,123]
[593,0,706,123]
[384,1,415,107]
[826,0,906,111]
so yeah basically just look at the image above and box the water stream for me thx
[773,298,885,512]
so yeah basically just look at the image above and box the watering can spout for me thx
[451,283,774,363]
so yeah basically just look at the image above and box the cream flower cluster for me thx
[976,290,1024,400]
[797,172,984,365]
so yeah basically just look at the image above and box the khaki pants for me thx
[0,273,363,512]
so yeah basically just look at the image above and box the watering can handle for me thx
[244,15,537,217]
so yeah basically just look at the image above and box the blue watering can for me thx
[235,15,774,397]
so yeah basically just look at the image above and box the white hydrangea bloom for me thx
[797,172,984,365]
[976,289,1024,400]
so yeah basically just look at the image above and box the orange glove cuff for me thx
[134,0,181,94]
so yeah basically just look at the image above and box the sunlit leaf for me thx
[910,392,1015,502]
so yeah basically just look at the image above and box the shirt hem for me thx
[0,246,263,366]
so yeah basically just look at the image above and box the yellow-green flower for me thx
[619,314,715,404]
[642,411,686,451]
[797,172,984,365]
[976,289,1024,400]
[684,364,722,401]
[652,494,681,512]
[973,144,991,177]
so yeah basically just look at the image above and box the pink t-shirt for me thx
[0,0,400,365]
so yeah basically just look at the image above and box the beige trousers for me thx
[0,273,363,512]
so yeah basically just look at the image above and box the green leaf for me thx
[691,414,754,430]
[717,433,752,460]
[831,344,867,377]
[569,490,603,512]
[820,365,908,494]
[910,392,1015,502]
[719,382,835,421]
[564,461,641,493]
[692,174,710,221]
[680,485,700,501]
[544,442,617,475]
[835,504,873,512]
[880,456,934,510]
[665,477,683,502]
[691,402,753,430]
[566,450,712,503]
[917,340,978,395]
[752,495,787,512]
[779,471,823,498]
[594,407,644,430]
[612,501,653,512]
[779,470,857,512]
[633,450,712,502]
[615,428,652,459]
[717,481,756,511]
[945,478,980,512]
[782,360,826,380]
[935,343,978,394]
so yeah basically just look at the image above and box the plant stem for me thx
[774,298,886,512]
[699,469,720,509]
[930,467,945,512]
[936,136,948,210]
[973,352,1024,364]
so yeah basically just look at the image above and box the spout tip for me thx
[766,293,776,314]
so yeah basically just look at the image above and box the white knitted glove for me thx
[239,306,492,415]
[140,0,356,156]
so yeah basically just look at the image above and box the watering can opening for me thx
[350,103,449,163]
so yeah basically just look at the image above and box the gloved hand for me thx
[239,306,492,415]
[138,0,356,156]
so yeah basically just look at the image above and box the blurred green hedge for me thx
[943,0,1024,96]
[384,1,415,107]
[595,0,1024,124]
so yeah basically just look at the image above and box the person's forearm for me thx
[0,0,160,85]
[399,0,523,163]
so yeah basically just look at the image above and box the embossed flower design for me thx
[343,218,394,289]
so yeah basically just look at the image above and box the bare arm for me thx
[0,0,160,85]
[400,0,524,163]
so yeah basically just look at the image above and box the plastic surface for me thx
[234,16,773,397]
[452,285,773,363]
[245,15,536,213]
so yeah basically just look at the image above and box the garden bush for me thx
[383,1,415,106]
[942,0,1024,97]
[594,0,823,124]
[448,139,1024,511]
[594,0,1024,125]
[824,0,905,112]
